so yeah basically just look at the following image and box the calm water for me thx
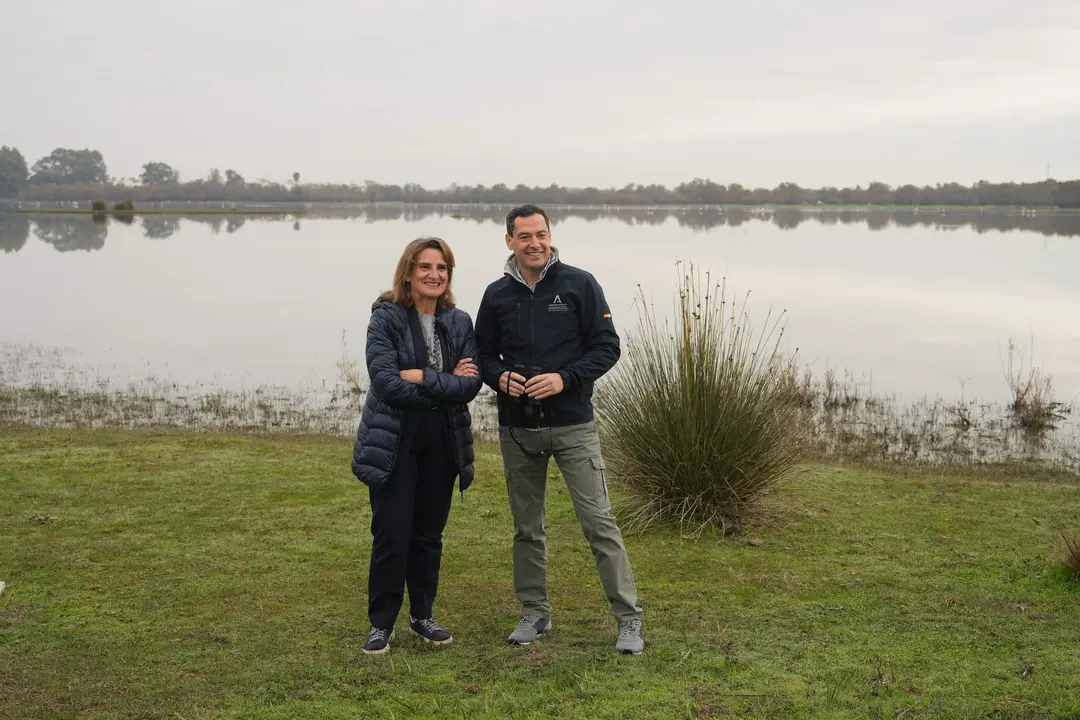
[2,207,1079,409]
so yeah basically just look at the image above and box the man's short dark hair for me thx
[505,204,550,236]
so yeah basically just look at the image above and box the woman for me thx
[351,237,482,655]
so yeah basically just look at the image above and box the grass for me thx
[2,428,1080,719]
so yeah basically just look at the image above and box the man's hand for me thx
[399,369,424,384]
[500,371,527,397]
[453,358,479,377]
[524,372,564,400]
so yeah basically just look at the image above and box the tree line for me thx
[3,145,1080,208]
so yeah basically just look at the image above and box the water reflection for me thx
[0,213,30,253]
[142,215,182,240]
[225,216,246,234]
[333,204,1080,239]
[32,215,107,252]
[2,205,1079,254]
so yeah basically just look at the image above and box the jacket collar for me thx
[504,246,560,291]
[372,297,455,326]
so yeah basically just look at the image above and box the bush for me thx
[91,200,107,212]
[112,200,135,212]
[597,262,810,535]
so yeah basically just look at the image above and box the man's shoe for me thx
[508,614,551,646]
[410,616,453,645]
[616,618,644,655]
[362,627,394,655]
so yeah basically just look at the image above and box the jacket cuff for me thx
[423,367,440,388]
[487,366,510,391]
[559,370,577,391]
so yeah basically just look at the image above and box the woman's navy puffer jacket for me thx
[351,298,483,491]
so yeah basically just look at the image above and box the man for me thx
[474,203,644,655]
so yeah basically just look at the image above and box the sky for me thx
[3,0,1079,190]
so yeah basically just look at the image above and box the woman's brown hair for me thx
[379,237,457,311]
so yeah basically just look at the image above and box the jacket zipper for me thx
[528,292,536,370]
[436,316,465,503]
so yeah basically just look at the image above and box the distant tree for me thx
[7,164,1079,209]
[225,169,246,187]
[675,177,723,205]
[1053,181,1080,209]
[726,183,750,204]
[894,184,920,205]
[0,146,30,197]
[139,162,180,186]
[0,213,31,253]
[772,182,803,205]
[818,186,842,205]
[29,148,108,186]
[865,182,893,205]
[937,182,971,206]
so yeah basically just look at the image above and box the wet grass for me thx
[0,342,501,442]
[1,428,1079,719]
[782,359,1079,477]
[2,342,1075,477]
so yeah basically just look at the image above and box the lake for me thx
[2,205,1079,447]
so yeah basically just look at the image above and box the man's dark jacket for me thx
[351,299,482,490]
[474,257,620,427]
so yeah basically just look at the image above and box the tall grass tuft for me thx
[336,330,366,398]
[1062,532,1080,580]
[597,262,811,536]
[1002,337,1070,432]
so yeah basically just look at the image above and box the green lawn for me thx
[2,429,1079,719]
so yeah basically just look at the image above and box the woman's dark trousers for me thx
[367,412,457,629]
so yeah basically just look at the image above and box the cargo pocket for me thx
[591,456,610,508]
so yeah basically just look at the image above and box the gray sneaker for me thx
[616,618,644,654]
[508,614,551,646]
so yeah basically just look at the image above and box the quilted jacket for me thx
[351,299,482,491]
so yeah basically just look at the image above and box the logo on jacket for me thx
[548,295,569,312]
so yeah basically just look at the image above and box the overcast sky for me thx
[4,0,1079,189]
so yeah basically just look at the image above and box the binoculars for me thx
[512,364,544,425]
